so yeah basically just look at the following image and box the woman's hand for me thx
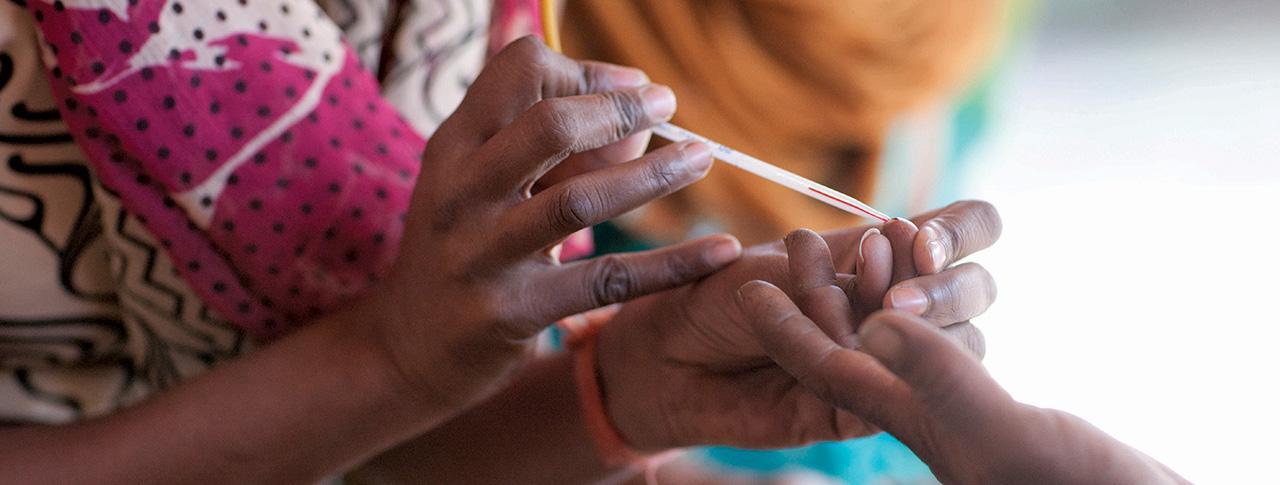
[596,201,1001,450]
[739,239,1189,484]
[363,37,742,415]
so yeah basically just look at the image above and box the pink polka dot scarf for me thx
[22,0,574,339]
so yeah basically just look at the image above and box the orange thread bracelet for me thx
[557,306,650,467]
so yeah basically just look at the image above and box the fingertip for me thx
[884,285,929,316]
[915,225,947,274]
[705,235,742,267]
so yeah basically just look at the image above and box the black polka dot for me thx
[189,75,201,88]
[373,232,385,244]
[109,151,124,164]
[179,171,191,184]
[168,48,181,60]
[205,149,218,161]
[237,34,248,46]
[398,169,411,180]
[281,3,290,14]
[162,96,176,109]
[352,119,364,129]
[275,178,289,188]
[84,127,100,139]
[258,20,268,31]
[350,207,363,219]
[112,90,127,103]
[249,198,263,210]
[257,105,270,117]
[157,146,170,159]
[245,243,258,254]
[91,62,105,75]
[64,98,78,111]
[323,227,337,240]
[284,86,297,98]
[230,126,244,139]
[210,101,221,114]
[303,157,317,168]
[85,105,97,117]
[70,31,83,44]
[222,220,235,231]
[376,143,388,155]
[352,163,364,174]
[228,174,240,186]
[272,222,285,233]
[288,286,301,296]
[303,69,315,80]
[34,9,42,21]
[326,95,338,106]
[183,124,195,137]
[259,61,272,72]
[213,281,227,293]
[344,249,358,263]
[237,301,251,314]
[53,1,65,11]
[148,21,160,33]
[215,55,226,67]
[187,261,201,271]
[51,67,62,79]
[302,28,311,38]
[172,2,184,14]
[97,9,111,23]
[328,137,340,148]
[307,112,319,123]
[200,196,212,207]
[280,131,293,142]
[253,152,267,165]
[140,67,154,80]
[375,187,387,199]
[300,203,312,214]
[323,52,332,62]
[135,118,148,131]
[118,40,132,54]
[342,77,352,89]
[216,9,227,21]
[327,182,340,193]
[234,79,247,92]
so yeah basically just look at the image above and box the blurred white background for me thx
[969,0,1280,482]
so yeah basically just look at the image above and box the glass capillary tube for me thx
[650,123,891,222]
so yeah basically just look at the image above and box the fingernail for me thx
[892,217,918,231]
[857,228,881,270]
[859,318,903,364]
[922,226,946,270]
[887,287,928,316]
[681,141,713,172]
[601,65,649,88]
[641,84,677,121]
[707,237,743,266]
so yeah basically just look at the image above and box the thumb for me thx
[856,311,1015,435]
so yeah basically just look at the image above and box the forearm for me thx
[0,303,436,484]
[356,353,633,485]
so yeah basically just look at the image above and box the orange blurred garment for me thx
[564,0,997,243]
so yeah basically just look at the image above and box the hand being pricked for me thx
[739,232,1190,485]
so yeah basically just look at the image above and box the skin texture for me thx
[739,230,1191,485]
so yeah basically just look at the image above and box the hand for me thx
[741,262,1189,484]
[597,201,1001,450]
[363,37,743,414]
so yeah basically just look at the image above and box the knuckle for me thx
[503,36,550,72]
[644,157,685,193]
[591,255,637,305]
[547,184,598,231]
[530,99,579,152]
[599,90,645,141]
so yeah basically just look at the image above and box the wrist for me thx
[595,309,675,452]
